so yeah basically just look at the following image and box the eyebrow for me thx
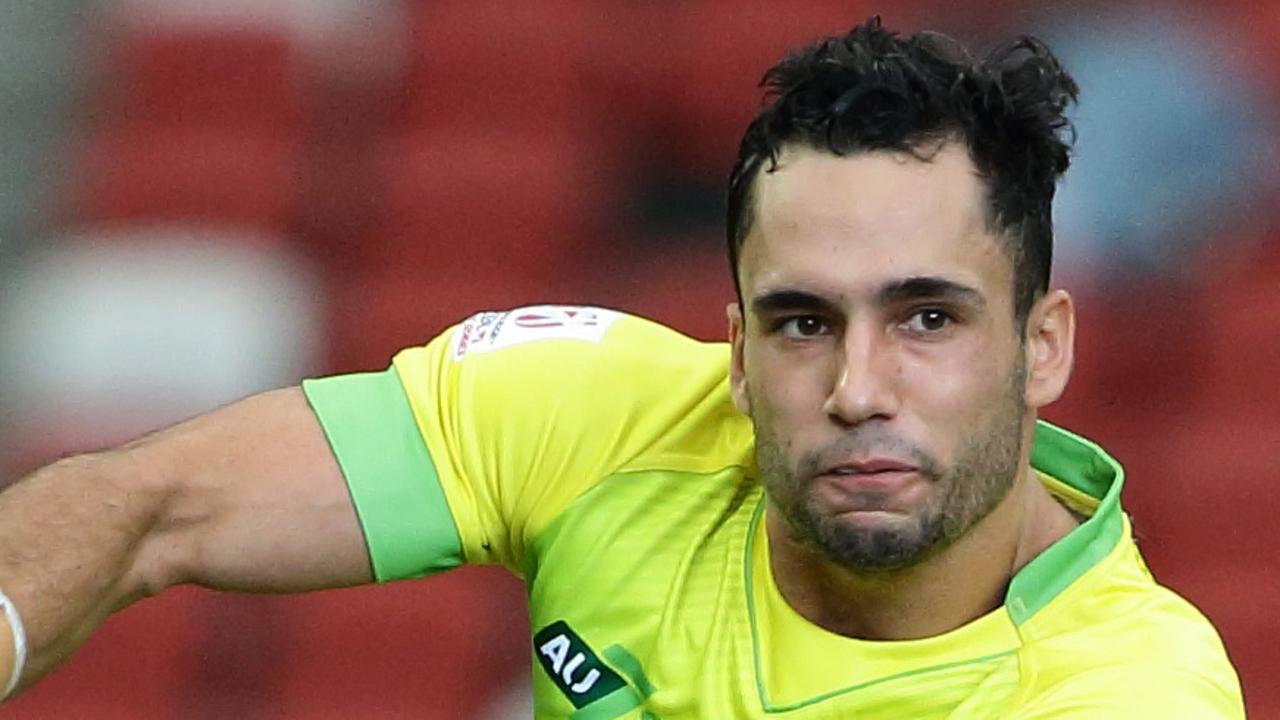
[749,276,985,316]
[750,288,841,316]
[877,276,986,309]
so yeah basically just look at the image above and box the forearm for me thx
[0,387,375,700]
[0,450,177,697]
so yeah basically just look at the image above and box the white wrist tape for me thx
[0,587,27,700]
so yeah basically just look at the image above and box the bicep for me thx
[131,386,374,594]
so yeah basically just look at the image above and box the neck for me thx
[766,465,1078,640]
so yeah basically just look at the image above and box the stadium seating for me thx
[92,27,304,131]
[355,126,618,277]
[1128,415,1278,569]
[269,567,529,720]
[1193,238,1280,418]
[64,127,303,234]
[664,0,892,180]
[575,230,735,342]
[60,24,307,236]
[325,261,571,373]
[397,0,596,134]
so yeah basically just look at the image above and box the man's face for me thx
[729,142,1032,572]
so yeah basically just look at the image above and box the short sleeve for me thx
[302,368,463,583]
[307,306,740,581]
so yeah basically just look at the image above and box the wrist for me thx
[0,586,27,700]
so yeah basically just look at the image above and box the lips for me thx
[821,457,918,476]
[812,456,927,513]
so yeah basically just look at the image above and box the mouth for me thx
[812,457,926,511]
[820,457,919,477]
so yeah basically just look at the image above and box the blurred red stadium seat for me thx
[1124,417,1279,571]
[95,28,305,131]
[1045,279,1213,437]
[351,127,616,275]
[664,0,890,179]
[325,261,575,373]
[397,0,595,134]
[269,567,529,720]
[64,127,303,234]
[576,231,735,342]
[572,2,689,146]
[1193,241,1280,420]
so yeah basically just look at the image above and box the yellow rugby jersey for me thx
[303,307,1244,719]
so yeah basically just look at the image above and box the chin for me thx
[813,511,941,572]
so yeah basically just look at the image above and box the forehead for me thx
[741,143,1012,302]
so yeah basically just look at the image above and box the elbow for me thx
[123,531,194,604]
[81,448,193,605]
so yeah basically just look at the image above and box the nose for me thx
[822,324,900,426]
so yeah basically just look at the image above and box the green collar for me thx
[1007,421,1127,624]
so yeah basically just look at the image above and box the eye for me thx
[902,308,953,334]
[779,315,830,339]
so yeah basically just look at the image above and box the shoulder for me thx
[410,305,722,365]
[1011,665,1244,718]
[397,305,746,469]
[384,306,751,570]
[394,306,729,399]
[1016,536,1243,717]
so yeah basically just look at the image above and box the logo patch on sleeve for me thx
[533,621,627,709]
[450,305,622,360]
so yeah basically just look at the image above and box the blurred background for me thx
[1,0,1277,717]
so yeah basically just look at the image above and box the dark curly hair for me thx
[726,17,1078,323]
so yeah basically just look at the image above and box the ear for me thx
[1023,288,1075,409]
[727,302,751,415]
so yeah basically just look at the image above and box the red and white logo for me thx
[511,307,603,329]
[451,305,621,360]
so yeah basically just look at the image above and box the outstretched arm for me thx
[0,386,372,697]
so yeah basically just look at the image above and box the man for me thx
[0,18,1244,718]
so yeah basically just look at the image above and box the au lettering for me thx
[539,633,602,693]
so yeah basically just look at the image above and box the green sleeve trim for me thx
[1006,421,1126,624]
[302,369,464,583]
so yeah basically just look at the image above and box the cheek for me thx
[898,339,1017,431]
[745,343,831,429]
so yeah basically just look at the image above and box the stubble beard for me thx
[753,363,1028,573]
